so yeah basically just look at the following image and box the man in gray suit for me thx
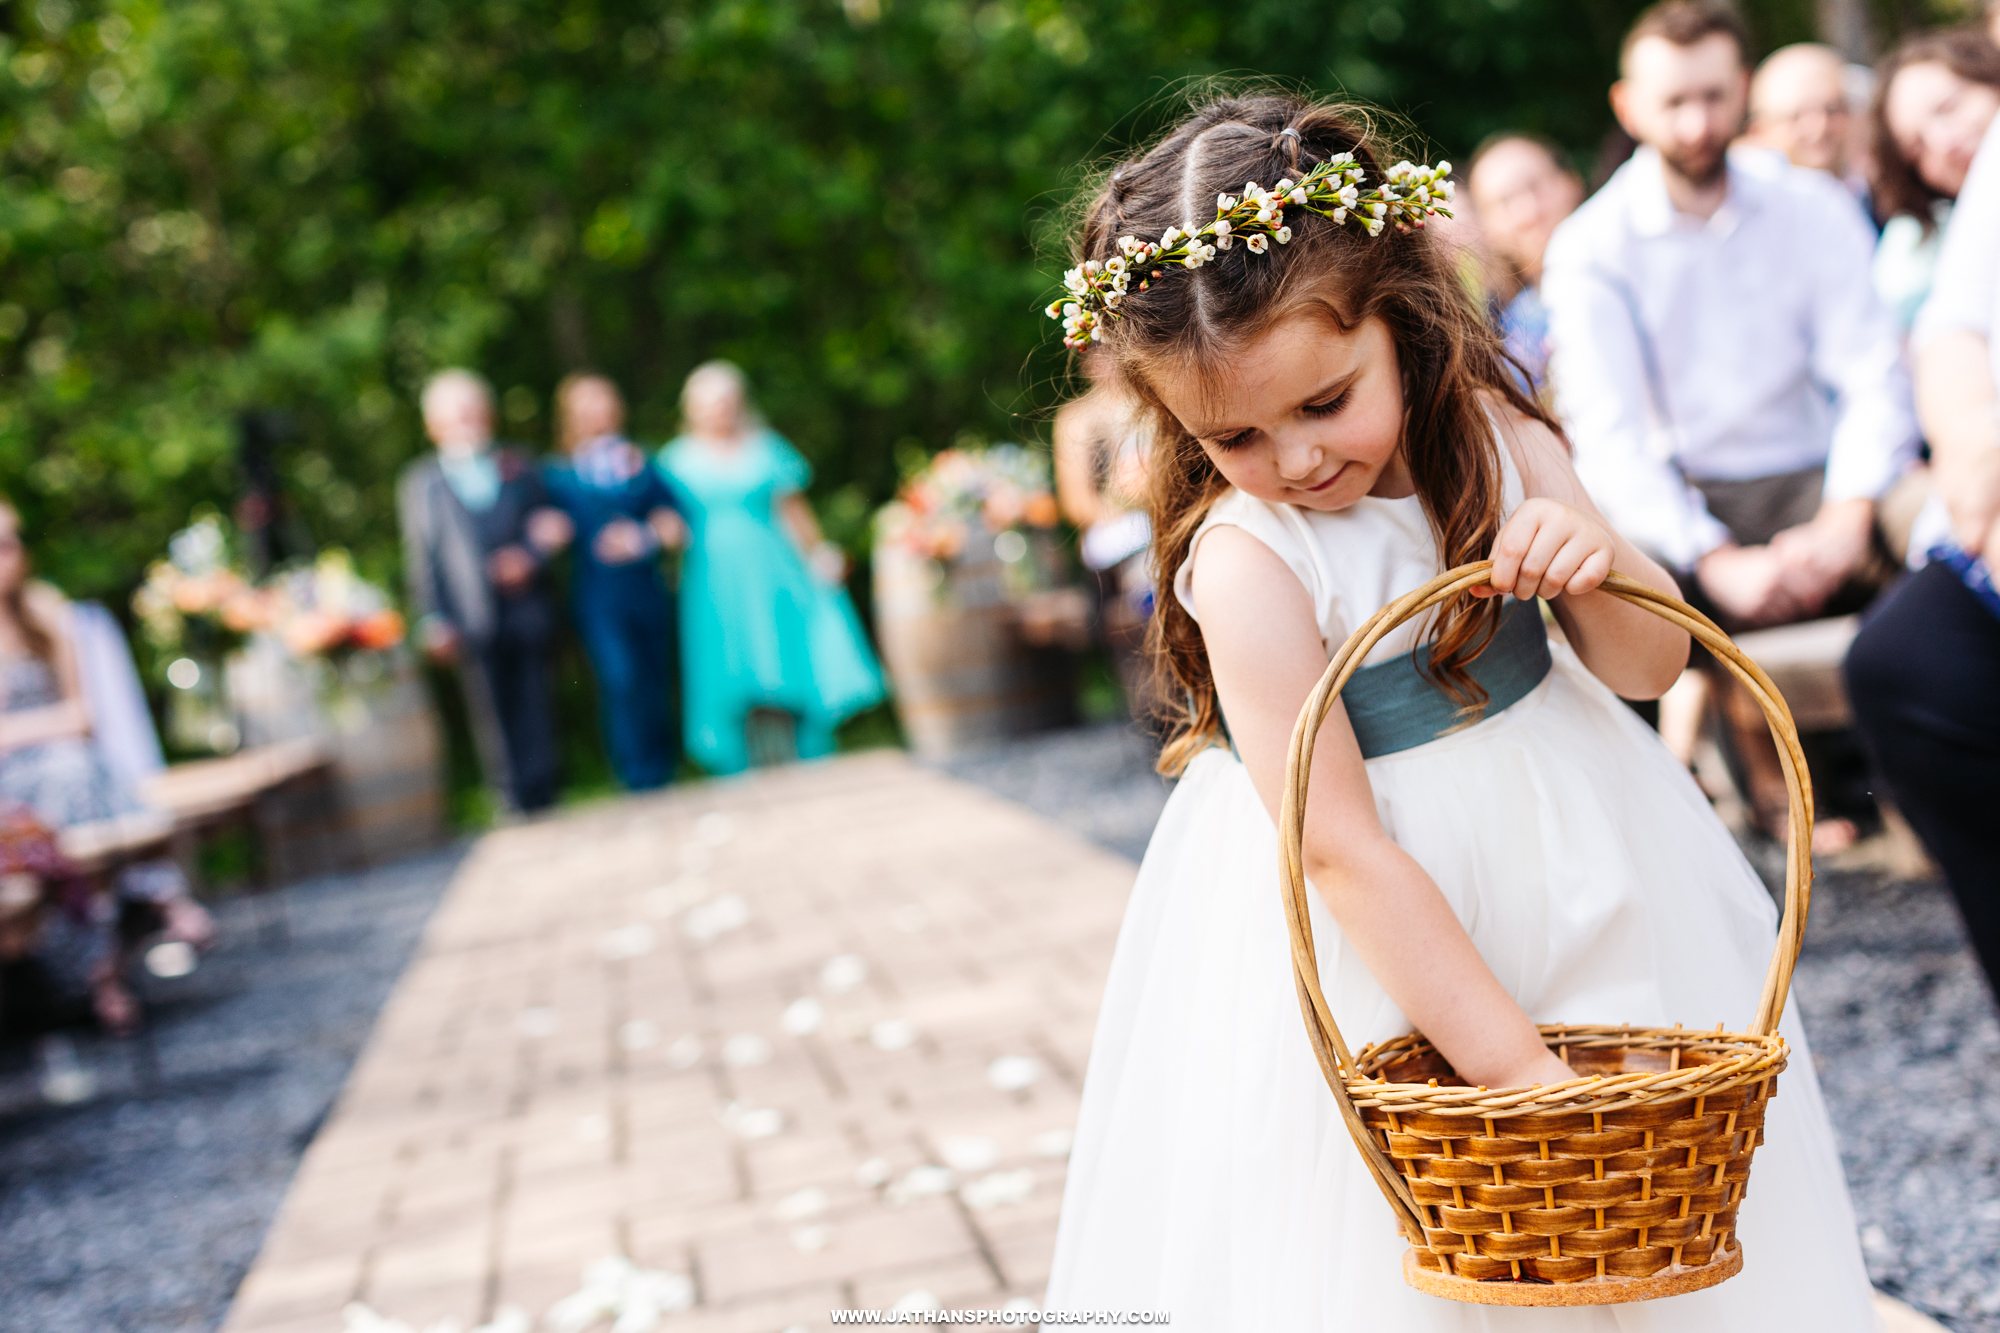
[399,370,567,813]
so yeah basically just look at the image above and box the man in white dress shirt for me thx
[1542,1,1917,845]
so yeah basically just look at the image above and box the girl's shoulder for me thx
[1172,489,1331,630]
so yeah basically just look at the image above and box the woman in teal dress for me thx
[656,362,884,775]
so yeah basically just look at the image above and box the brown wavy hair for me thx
[0,500,55,662]
[1868,25,2000,231]
[1062,92,1561,775]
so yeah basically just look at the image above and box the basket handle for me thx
[1276,564,1814,1238]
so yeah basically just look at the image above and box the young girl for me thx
[1041,94,1875,1329]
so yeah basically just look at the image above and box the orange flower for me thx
[352,609,406,651]
[1023,494,1059,527]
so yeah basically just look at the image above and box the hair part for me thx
[1868,23,2000,228]
[1619,1,1753,78]
[1066,91,1561,776]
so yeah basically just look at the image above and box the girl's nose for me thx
[1273,431,1322,481]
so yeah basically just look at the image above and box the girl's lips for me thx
[1302,464,1347,494]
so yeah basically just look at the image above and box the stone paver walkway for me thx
[222,753,1131,1333]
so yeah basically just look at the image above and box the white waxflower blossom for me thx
[1214,234,1233,250]
[1332,207,1348,224]
[1256,208,1273,223]
[1437,160,1453,175]
[1370,202,1387,218]
[1244,181,1262,195]
[1289,188,1308,205]
[1217,194,1238,211]
[1212,219,1231,237]
[1275,226,1293,244]
[1245,234,1269,254]
[1276,177,1295,192]
[1160,226,1182,247]
[1367,219,1385,236]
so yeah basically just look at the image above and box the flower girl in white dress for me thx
[1039,93,1876,1330]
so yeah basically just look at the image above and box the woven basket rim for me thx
[1347,1025,1789,1116]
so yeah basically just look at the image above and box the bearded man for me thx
[1541,1,1918,849]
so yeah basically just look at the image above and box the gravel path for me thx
[0,848,464,1333]
[941,722,2000,1332]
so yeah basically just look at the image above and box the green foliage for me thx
[0,0,1975,804]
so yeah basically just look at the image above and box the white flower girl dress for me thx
[1041,445,1876,1330]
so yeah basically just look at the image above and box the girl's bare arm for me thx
[1192,526,1574,1090]
[1485,404,1690,700]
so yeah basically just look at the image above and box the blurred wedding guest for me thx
[0,500,212,1032]
[0,802,119,1034]
[1464,133,1584,393]
[399,369,567,814]
[1053,361,1156,720]
[1870,27,2000,330]
[543,374,686,791]
[656,362,884,775]
[1744,43,1870,203]
[1542,0,1918,849]
[1848,105,2000,1001]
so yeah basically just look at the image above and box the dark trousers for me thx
[578,584,676,791]
[1846,561,2000,999]
[464,629,559,814]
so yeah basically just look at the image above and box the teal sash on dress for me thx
[1219,597,1552,762]
[1343,597,1552,758]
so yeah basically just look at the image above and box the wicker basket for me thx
[1278,564,1812,1307]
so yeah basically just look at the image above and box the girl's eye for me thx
[1303,388,1352,419]
[1212,429,1255,452]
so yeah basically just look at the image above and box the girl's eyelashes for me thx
[1212,429,1254,452]
[1302,387,1353,419]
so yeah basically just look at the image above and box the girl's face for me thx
[1152,309,1409,512]
[1886,60,2000,199]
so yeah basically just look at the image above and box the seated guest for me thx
[1053,357,1156,721]
[399,370,567,815]
[1848,104,2000,1003]
[1542,1,1919,849]
[542,373,687,792]
[1743,42,1871,205]
[1464,133,1585,393]
[1870,27,2000,330]
[0,500,210,1033]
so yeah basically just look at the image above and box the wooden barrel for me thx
[226,641,445,879]
[872,535,1076,757]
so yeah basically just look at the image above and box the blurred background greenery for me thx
[0,0,1975,813]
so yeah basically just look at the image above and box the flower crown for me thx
[1047,153,1455,350]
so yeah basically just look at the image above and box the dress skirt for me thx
[1042,645,1876,1330]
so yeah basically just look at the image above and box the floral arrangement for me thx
[268,550,406,660]
[1048,154,1454,349]
[875,444,1060,563]
[134,519,403,664]
[132,517,276,656]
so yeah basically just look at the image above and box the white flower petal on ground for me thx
[870,1018,917,1051]
[719,1101,786,1139]
[987,1055,1041,1092]
[939,1135,1001,1172]
[791,1222,833,1253]
[1031,1128,1074,1158]
[961,1168,1035,1211]
[722,1033,773,1067]
[694,811,735,845]
[341,1304,418,1333]
[665,1034,704,1069]
[775,1185,830,1221]
[517,1006,560,1039]
[683,892,750,945]
[546,1256,695,1333]
[892,1289,944,1313]
[820,952,869,993]
[598,923,657,961]
[618,1019,659,1051]
[781,996,825,1036]
[855,1156,894,1188]
[473,1307,531,1333]
[885,1164,956,1206]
